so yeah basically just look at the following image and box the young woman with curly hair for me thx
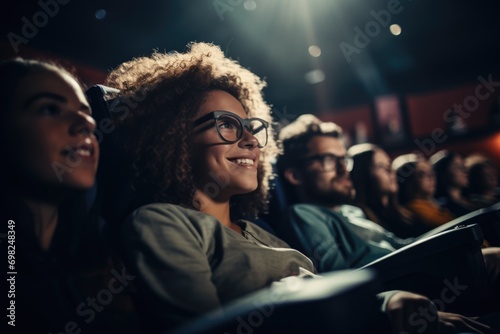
[106,42,278,219]
[107,43,493,333]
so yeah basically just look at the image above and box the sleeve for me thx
[284,205,391,272]
[120,204,220,331]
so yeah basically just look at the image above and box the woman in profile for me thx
[394,153,456,233]
[107,42,492,334]
[0,58,137,333]
[348,143,424,238]
[430,150,477,216]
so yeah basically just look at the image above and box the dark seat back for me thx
[361,224,489,302]
[417,202,500,246]
[86,84,137,239]
[170,269,386,334]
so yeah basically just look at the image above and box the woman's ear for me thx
[284,168,303,186]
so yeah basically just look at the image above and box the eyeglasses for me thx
[192,110,269,148]
[300,153,354,174]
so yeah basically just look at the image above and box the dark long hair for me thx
[348,144,414,236]
[430,150,459,199]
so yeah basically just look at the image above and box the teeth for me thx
[234,158,254,165]
[76,148,91,156]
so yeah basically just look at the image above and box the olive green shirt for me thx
[120,203,315,331]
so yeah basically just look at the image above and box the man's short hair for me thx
[277,114,343,174]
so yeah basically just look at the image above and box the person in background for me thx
[276,114,500,326]
[276,115,415,266]
[103,43,489,334]
[348,143,424,238]
[0,58,138,333]
[430,150,477,217]
[394,153,456,233]
[465,154,500,208]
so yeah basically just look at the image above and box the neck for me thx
[193,190,240,233]
[380,195,389,207]
[23,198,59,251]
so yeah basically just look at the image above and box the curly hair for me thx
[105,42,279,218]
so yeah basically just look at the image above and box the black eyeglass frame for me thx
[192,110,269,148]
[299,153,354,174]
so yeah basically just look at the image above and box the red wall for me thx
[0,41,107,86]
[318,80,500,180]
[406,81,499,138]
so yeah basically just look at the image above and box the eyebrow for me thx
[24,92,91,113]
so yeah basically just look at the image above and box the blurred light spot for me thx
[95,9,107,20]
[244,0,257,11]
[305,69,325,85]
[308,45,321,57]
[390,24,402,36]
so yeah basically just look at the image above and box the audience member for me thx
[0,58,138,333]
[430,150,477,216]
[348,143,423,238]
[465,154,500,208]
[394,153,456,233]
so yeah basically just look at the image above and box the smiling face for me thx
[7,70,99,194]
[190,90,261,201]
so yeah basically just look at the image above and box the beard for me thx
[303,177,355,207]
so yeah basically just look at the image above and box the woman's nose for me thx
[238,129,259,149]
[69,111,97,136]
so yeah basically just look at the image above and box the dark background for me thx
[2,0,500,114]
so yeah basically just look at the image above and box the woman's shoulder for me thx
[131,202,201,217]
[122,203,221,239]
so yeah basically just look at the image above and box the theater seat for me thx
[417,202,500,246]
[361,224,488,302]
[86,84,137,237]
[170,269,385,334]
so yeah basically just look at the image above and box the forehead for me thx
[373,149,390,164]
[197,90,246,119]
[416,160,432,170]
[306,135,345,155]
[14,71,86,107]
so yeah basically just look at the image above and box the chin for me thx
[64,175,96,191]
[234,183,259,195]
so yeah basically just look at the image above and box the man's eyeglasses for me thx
[192,110,269,148]
[300,153,354,174]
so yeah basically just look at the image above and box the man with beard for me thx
[275,114,402,272]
